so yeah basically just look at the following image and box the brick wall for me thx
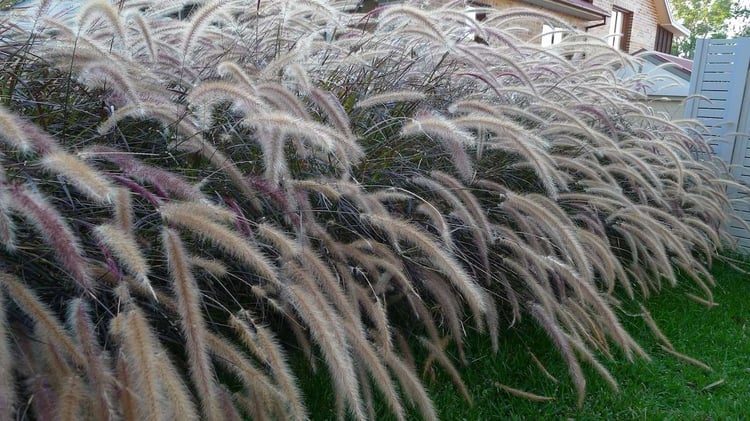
[426,0,661,53]
[588,0,659,53]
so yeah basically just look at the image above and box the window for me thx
[608,8,633,51]
[654,25,674,54]
[541,24,565,47]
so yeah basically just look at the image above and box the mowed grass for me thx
[296,256,750,420]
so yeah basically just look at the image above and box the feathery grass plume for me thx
[128,12,157,62]
[568,332,620,391]
[416,202,456,251]
[0,105,60,155]
[455,115,562,197]
[187,81,262,128]
[240,113,358,164]
[256,222,300,258]
[428,171,492,281]
[162,201,237,225]
[0,183,16,252]
[182,1,232,59]
[216,61,256,89]
[94,223,156,299]
[503,192,593,282]
[529,303,586,407]
[79,60,144,111]
[39,333,75,392]
[81,146,204,202]
[95,101,194,137]
[0,292,15,419]
[298,247,360,325]
[384,351,438,421]
[309,87,355,140]
[78,0,127,46]
[350,283,392,353]
[362,214,488,329]
[355,91,427,110]
[0,105,34,153]
[114,351,137,421]
[152,347,201,421]
[400,113,475,182]
[256,84,313,120]
[160,202,280,285]
[378,4,447,44]
[68,298,115,421]
[162,228,221,421]
[215,385,243,421]
[109,302,166,421]
[0,273,85,367]
[204,332,284,419]
[282,266,366,421]
[419,270,467,365]
[113,188,134,233]
[432,171,492,240]
[173,138,262,210]
[345,332,407,421]
[57,375,84,421]
[110,175,163,207]
[189,256,228,278]
[230,312,307,421]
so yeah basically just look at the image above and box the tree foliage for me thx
[671,0,749,57]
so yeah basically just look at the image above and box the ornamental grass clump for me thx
[0,1,746,419]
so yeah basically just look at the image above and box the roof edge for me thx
[520,0,609,21]
[657,0,691,37]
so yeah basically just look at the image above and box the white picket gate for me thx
[685,37,750,250]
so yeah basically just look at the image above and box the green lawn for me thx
[298,256,750,420]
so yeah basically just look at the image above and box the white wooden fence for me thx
[685,37,750,250]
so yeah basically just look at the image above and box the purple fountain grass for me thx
[7,184,91,292]
[0,0,746,418]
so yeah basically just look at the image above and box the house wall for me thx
[423,0,663,53]
[458,0,587,42]
[588,0,660,53]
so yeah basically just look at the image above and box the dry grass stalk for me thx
[640,304,674,350]
[529,351,558,383]
[418,336,472,405]
[495,383,555,402]
[659,344,713,372]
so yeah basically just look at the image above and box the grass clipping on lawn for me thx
[0,1,747,420]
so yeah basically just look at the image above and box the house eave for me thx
[656,0,691,37]
[519,0,609,21]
